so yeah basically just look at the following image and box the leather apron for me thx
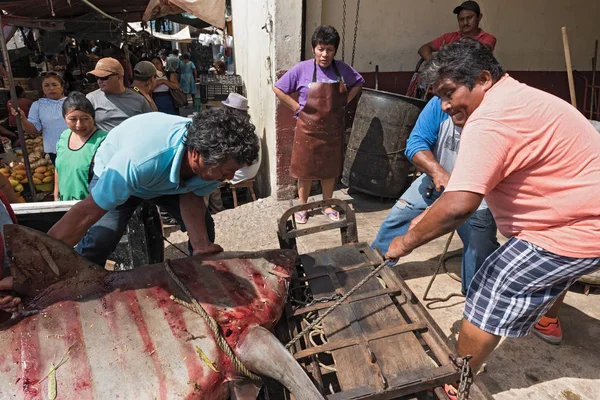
[290,60,348,180]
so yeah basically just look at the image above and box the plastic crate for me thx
[197,74,243,103]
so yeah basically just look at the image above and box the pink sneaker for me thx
[533,316,562,345]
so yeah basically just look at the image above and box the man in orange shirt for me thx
[418,1,497,61]
[388,38,600,398]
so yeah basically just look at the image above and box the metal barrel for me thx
[342,88,426,198]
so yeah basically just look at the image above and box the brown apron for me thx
[290,60,348,180]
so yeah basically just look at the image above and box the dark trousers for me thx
[76,176,214,267]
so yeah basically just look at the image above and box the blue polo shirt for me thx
[91,113,220,211]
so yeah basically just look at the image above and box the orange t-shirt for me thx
[446,75,600,258]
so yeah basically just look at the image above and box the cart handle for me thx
[277,199,358,250]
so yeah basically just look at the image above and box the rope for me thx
[422,231,465,307]
[345,146,407,156]
[163,260,260,381]
[286,259,389,350]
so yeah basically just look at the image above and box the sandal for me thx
[321,208,340,221]
[294,211,308,224]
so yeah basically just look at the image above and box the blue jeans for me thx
[76,176,215,267]
[371,174,499,294]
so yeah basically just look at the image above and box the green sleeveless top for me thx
[55,128,108,201]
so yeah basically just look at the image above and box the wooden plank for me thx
[299,245,434,393]
[300,250,383,392]
[280,243,492,399]
[291,287,402,316]
[293,322,428,360]
[292,261,374,281]
[373,250,494,400]
[326,364,459,400]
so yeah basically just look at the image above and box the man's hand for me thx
[192,243,224,256]
[180,192,218,255]
[385,236,412,260]
[411,151,450,192]
[431,169,450,193]
[0,276,21,313]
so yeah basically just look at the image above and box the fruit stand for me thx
[1,134,55,201]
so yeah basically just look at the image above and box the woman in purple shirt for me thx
[274,25,364,224]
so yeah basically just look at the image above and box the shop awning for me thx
[143,0,225,28]
[129,22,193,43]
[0,0,225,28]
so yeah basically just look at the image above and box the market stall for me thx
[0,0,224,202]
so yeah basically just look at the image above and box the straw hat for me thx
[222,93,249,111]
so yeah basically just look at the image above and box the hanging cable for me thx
[351,0,361,67]
[341,0,347,61]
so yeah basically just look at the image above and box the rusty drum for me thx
[342,89,426,198]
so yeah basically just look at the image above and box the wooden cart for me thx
[269,199,493,400]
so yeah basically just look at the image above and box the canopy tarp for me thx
[143,0,224,28]
[129,22,192,43]
[0,0,224,28]
[0,0,150,20]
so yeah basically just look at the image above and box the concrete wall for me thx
[231,0,302,198]
[237,0,598,199]
[306,0,600,72]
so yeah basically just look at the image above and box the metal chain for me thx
[285,259,389,350]
[351,0,361,67]
[290,291,342,311]
[454,355,473,400]
[341,0,347,61]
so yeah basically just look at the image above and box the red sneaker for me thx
[444,383,458,400]
[533,316,562,345]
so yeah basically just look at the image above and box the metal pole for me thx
[0,15,37,199]
[123,15,131,86]
[80,0,122,23]
[590,39,598,120]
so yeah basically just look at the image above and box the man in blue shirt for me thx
[371,97,499,295]
[47,109,259,267]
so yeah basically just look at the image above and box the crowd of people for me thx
[0,2,599,399]
[2,48,219,206]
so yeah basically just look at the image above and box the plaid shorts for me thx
[464,237,600,337]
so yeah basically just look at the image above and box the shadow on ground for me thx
[467,301,600,397]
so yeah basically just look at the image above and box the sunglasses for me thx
[97,74,118,81]
[40,71,60,77]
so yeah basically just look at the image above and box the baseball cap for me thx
[133,61,157,79]
[88,57,124,77]
[453,1,481,15]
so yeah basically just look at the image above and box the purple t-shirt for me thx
[275,59,364,116]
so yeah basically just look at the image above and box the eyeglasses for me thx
[97,74,118,81]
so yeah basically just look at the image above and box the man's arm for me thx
[47,194,107,246]
[405,97,449,190]
[412,150,450,191]
[179,192,222,255]
[386,190,483,259]
[417,42,435,61]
